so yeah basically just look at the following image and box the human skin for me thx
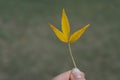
[52,68,85,80]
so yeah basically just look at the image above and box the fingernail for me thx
[72,68,82,79]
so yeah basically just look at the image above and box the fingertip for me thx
[52,70,71,80]
[70,68,86,80]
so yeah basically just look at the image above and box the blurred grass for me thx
[0,0,120,80]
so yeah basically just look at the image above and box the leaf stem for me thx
[68,43,77,68]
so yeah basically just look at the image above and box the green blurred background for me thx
[0,0,120,80]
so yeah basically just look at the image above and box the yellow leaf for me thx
[50,24,68,43]
[61,9,70,39]
[69,24,90,43]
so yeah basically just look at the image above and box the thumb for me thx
[70,68,85,80]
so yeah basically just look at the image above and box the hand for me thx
[52,68,85,80]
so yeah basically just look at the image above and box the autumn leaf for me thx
[49,9,90,68]
[50,9,89,43]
